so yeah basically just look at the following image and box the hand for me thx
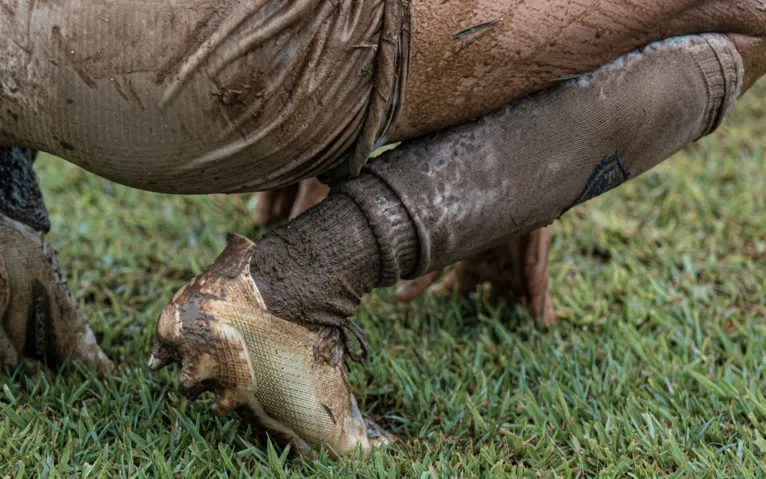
[252,178,330,224]
[395,227,556,327]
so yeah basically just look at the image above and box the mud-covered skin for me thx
[369,34,744,279]
[149,234,385,457]
[732,34,766,92]
[0,0,763,459]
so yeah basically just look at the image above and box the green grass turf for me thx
[2,79,766,478]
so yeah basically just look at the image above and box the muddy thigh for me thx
[0,0,395,194]
[1,0,764,193]
[394,0,766,140]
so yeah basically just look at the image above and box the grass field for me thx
[2,80,765,478]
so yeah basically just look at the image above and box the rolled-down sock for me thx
[250,34,744,331]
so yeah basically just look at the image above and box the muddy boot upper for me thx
[0,147,111,374]
[0,213,112,374]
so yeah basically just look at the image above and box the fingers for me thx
[252,179,330,225]
[533,291,556,327]
[522,227,555,326]
[289,178,331,220]
[436,268,458,296]
[394,261,476,303]
[394,270,442,302]
[270,183,299,219]
[438,262,478,297]
[252,189,277,224]
[251,184,297,224]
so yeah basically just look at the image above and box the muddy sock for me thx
[249,175,418,355]
[250,195,380,328]
[0,147,48,234]
[362,33,743,277]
